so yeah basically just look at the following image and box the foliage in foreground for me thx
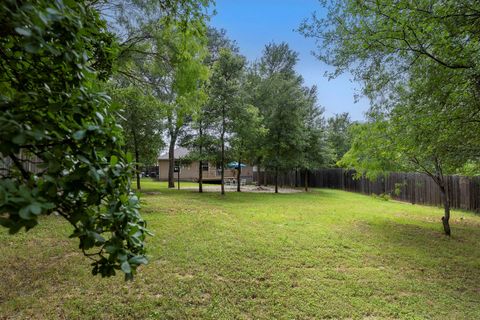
[0,0,148,279]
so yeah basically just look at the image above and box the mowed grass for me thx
[1,180,480,319]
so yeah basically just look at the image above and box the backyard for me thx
[1,180,479,319]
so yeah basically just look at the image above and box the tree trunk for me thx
[237,156,241,192]
[132,130,141,190]
[198,160,203,193]
[255,159,260,186]
[221,106,225,196]
[275,166,278,194]
[433,160,451,236]
[295,168,298,188]
[440,184,451,236]
[263,167,267,186]
[177,164,180,190]
[168,136,176,188]
[198,125,203,193]
[135,147,141,190]
[304,169,308,192]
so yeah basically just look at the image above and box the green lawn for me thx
[1,180,480,319]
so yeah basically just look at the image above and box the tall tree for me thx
[208,49,246,195]
[299,86,330,191]
[104,1,211,190]
[300,0,480,105]
[256,43,308,193]
[158,18,209,188]
[110,86,164,190]
[180,27,239,193]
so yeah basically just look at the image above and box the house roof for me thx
[158,147,190,160]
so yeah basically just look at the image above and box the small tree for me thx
[339,101,477,236]
[301,0,480,235]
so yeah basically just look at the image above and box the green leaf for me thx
[19,206,32,220]
[105,244,117,254]
[121,261,131,274]
[72,130,86,140]
[12,134,26,145]
[110,155,118,167]
[77,155,90,164]
[29,203,42,215]
[15,27,32,37]
[25,43,40,53]
[90,232,105,244]
[46,8,59,15]
[128,255,148,266]
[95,112,104,123]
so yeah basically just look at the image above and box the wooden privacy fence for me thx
[0,152,43,178]
[254,169,480,212]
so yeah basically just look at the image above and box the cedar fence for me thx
[254,169,480,212]
[0,152,43,177]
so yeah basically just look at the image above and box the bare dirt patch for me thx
[181,184,302,193]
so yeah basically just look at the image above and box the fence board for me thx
[256,169,480,213]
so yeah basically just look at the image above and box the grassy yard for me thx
[1,180,480,319]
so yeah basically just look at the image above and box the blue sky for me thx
[209,0,369,121]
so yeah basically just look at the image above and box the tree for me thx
[110,86,164,190]
[301,0,480,235]
[256,43,309,193]
[104,1,211,190]
[230,102,266,192]
[299,87,330,191]
[339,89,478,235]
[205,27,239,64]
[158,18,209,189]
[326,113,353,165]
[179,27,239,193]
[0,0,148,279]
[179,104,219,193]
[300,0,480,106]
[208,49,246,195]
[299,0,480,162]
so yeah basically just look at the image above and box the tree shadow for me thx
[356,218,480,283]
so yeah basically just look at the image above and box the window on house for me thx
[202,162,209,171]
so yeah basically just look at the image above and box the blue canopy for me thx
[227,161,246,169]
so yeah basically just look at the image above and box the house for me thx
[158,147,254,183]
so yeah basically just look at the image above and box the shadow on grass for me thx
[356,218,480,281]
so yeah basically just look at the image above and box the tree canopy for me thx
[301,0,480,235]
[0,0,149,279]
